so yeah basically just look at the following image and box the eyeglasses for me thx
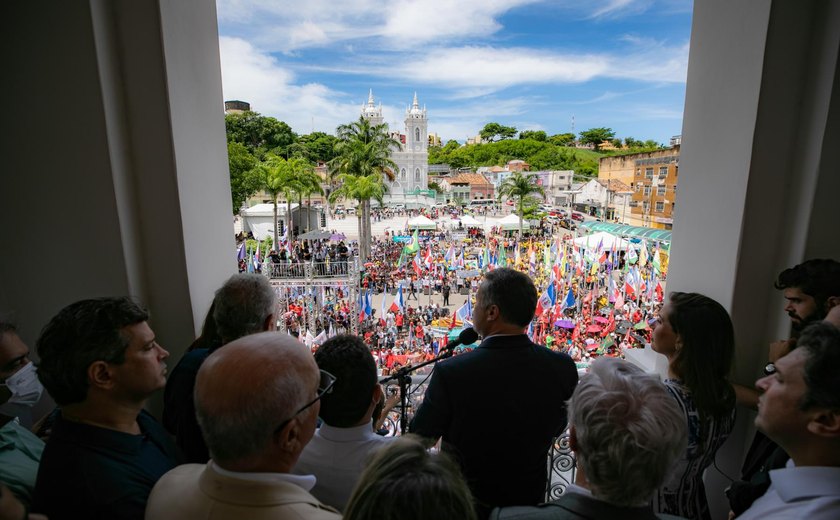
[274,369,336,434]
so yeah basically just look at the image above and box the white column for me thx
[664,1,840,518]
[1,0,235,415]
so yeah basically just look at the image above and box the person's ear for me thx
[372,383,384,406]
[264,313,276,332]
[88,361,116,391]
[807,409,840,438]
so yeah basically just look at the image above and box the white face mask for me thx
[1,361,44,407]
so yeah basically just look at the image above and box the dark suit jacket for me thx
[490,493,685,520]
[411,334,578,514]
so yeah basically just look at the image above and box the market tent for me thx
[497,214,530,231]
[457,215,482,227]
[578,221,672,243]
[572,231,632,251]
[240,203,299,241]
[407,215,437,230]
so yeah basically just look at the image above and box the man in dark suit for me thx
[411,268,578,516]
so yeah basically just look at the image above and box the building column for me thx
[665,1,840,518]
[1,0,235,414]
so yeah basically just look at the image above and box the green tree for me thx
[227,141,260,214]
[329,116,399,263]
[255,154,294,248]
[428,181,443,194]
[292,163,324,233]
[519,130,547,142]
[549,133,576,146]
[497,171,546,238]
[290,132,340,163]
[225,111,297,159]
[479,122,518,142]
[328,174,387,258]
[579,127,616,151]
[624,136,642,148]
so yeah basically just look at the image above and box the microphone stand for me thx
[380,345,458,435]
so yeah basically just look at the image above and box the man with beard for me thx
[728,259,840,518]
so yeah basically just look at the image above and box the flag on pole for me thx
[455,298,473,324]
[498,244,507,267]
[389,286,405,313]
[237,242,246,261]
[444,244,455,263]
[364,290,373,317]
[561,288,575,310]
[403,229,420,255]
[652,244,662,275]
[423,247,434,269]
[638,240,649,268]
[535,281,556,317]
[412,253,423,278]
[626,245,638,265]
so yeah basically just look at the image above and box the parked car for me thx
[571,211,585,221]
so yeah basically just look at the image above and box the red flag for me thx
[571,323,580,341]
[655,281,664,302]
[625,281,636,300]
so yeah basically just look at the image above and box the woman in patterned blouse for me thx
[651,292,736,520]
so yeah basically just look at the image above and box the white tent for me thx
[407,215,437,230]
[572,231,632,251]
[457,215,482,227]
[497,214,530,231]
[241,203,299,240]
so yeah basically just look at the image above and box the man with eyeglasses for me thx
[146,332,341,520]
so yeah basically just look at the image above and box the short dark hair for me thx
[775,259,840,311]
[315,334,377,427]
[36,297,149,406]
[796,322,840,411]
[478,268,537,327]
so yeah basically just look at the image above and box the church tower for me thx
[361,89,384,126]
[405,92,428,152]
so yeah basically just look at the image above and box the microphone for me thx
[444,327,479,351]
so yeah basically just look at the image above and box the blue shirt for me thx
[33,409,182,520]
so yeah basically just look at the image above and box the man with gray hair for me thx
[146,332,341,520]
[491,358,687,520]
[163,273,276,462]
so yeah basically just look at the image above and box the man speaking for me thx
[411,268,578,516]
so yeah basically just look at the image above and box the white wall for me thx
[668,1,840,518]
[1,0,235,415]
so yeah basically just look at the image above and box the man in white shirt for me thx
[737,322,840,520]
[294,334,394,511]
[145,332,340,520]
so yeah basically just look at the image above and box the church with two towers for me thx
[360,90,431,204]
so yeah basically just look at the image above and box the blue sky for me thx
[216,0,693,144]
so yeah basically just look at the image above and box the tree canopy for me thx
[519,130,547,141]
[225,111,296,159]
[480,122,518,142]
[578,127,616,151]
[227,141,260,214]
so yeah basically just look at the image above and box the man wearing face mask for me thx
[0,317,45,509]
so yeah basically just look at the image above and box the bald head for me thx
[195,332,319,468]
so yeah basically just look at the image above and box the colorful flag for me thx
[403,229,420,255]
[638,240,649,268]
[389,286,405,313]
[237,242,246,261]
[498,244,507,267]
[412,253,423,278]
[444,244,455,263]
[561,289,575,310]
[652,244,662,275]
[456,298,473,324]
[535,281,556,317]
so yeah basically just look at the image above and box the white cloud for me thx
[216,0,543,52]
[219,37,360,133]
[588,0,654,19]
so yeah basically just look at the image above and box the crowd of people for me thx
[1,236,839,519]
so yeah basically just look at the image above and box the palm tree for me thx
[256,154,293,248]
[286,158,322,234]
[329,116,399,263]
[328,174,387,263]
[497,171,546,238]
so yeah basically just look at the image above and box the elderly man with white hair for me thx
[491,358,687,520]
[146,332,340,520]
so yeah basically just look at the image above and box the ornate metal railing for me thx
[546,428,577,500]
[264,260,353,279]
